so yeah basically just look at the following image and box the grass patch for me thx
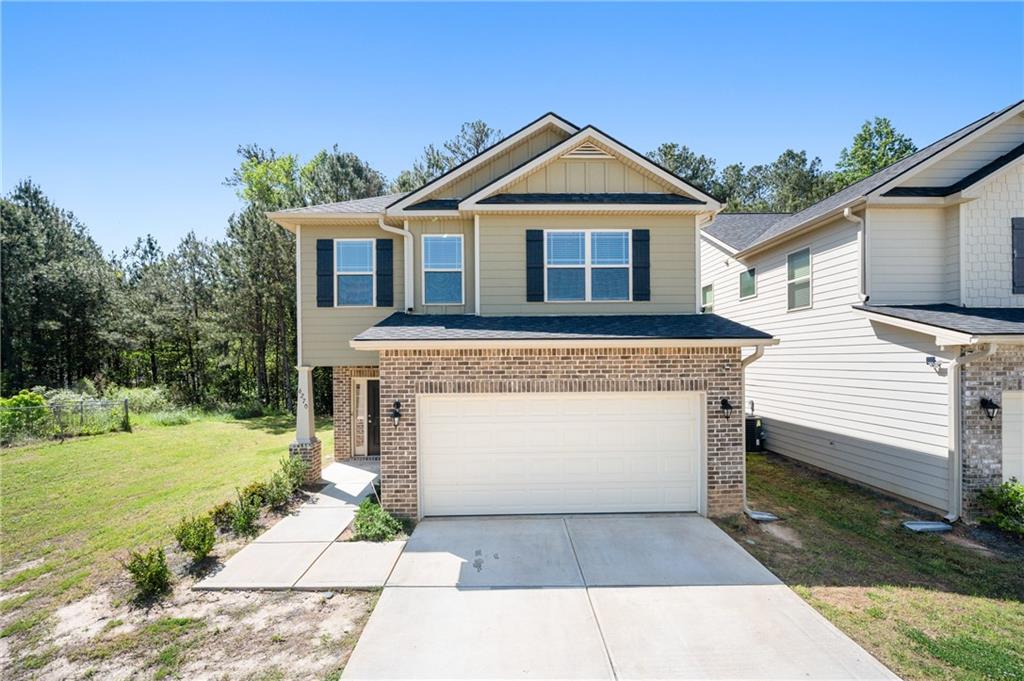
[721,453,1024,681]
[0,413,333,643]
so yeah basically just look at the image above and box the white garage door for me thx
[418,392,702,516]
[1003,391,1024,482]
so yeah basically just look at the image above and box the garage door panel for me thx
[420,392,702,515]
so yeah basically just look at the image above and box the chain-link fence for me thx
[0,399,130,445]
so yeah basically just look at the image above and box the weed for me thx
[1,611,46,638]
[905,628,1024,679]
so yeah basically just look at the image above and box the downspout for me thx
[843,207,869,303]
[740,345,766,515]
[945,342,998,522]
[379,218,414,311]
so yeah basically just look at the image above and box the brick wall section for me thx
[961,346,1024,519]
[288,438,322,485]
[377,346,745,519]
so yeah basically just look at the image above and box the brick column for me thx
[290,366,322,484]
[333,366,353,461]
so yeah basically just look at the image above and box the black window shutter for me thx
[316,239,333,307]
[632,229,651,301]
[1013,218,1024,295]
[376,238,394,307]
[526,229,544,302]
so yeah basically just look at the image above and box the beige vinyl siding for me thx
[480,214,697,315]
[944,205,961,305]
[428,126,571,200]
[504,157,675,194]
[299,223,404,367]
[900,113,1024,187]
[868,207,956,305]
[409,218,475,314]
[701,216,952,511]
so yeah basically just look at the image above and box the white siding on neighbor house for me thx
[899,113,1024,187]
[867,207,956,305]
[701,215,953,511]
[960,163,1024,307]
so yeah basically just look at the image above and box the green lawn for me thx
[0,414,333,630]
[721,453,1024,681]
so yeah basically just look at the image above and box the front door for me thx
[366,379,381,456]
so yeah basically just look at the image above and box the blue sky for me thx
[4,2,1022,254]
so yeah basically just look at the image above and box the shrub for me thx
[123,548,172,599]
[147,410,193,426]
[230,491,261,537]
[978,479,1024,536]
[173,515,216,563]
[280,456,307,493]
[230,402,267,420]
[265,472,292,509]
[209,501,235,530]
[240,480,270,507]
[0,390,51,443]
[351,499,403,542]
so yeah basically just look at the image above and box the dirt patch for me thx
[759,522,803,548]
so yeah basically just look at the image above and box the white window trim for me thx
[739,267,757,301]
[543,229,632,303]
[786,247,812,312]
[334,238,376,308]
[701,283,714,313]
[421,234,465,306]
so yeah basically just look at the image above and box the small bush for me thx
[230,491,261,537]
[104,385,172,414]
[230,402,267,420]
[351,499,403,542]
[978,479,1024,536]
[0,390,51,443]
[173,515,216,563]
[265,472,292,509]
[209,501,235,530]
[123,548,172,600]
[240,480,270,507]
[280,456,307,492]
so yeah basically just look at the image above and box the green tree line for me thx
[0,116,915,411]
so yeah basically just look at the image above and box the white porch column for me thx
[289,365,322,484]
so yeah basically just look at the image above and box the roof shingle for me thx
[856,304,1024,336]
[703,213,789,251]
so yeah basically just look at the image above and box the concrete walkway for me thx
[196,460,404,590]
[344,515,898,680]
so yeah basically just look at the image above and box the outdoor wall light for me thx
[720,398,734,418]
[980,397,1001,420]
[390,401,402,427]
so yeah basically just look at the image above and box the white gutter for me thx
[946,342,999,522]
[740,346,766,515]
[379,218,414,311]
[842,207,869,302]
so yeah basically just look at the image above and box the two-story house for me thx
[700,99,1024,521]
[269,113,776,520]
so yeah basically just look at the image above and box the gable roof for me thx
[702,213,789,252]
[459,126,722,210]
[738,99,1024,256]
[855,304,1024,339]
[385,112,579,214]
[882,141,1024,197]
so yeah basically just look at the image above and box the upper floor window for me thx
[423,234,463,305]
[335,239,375,307]
[701,284,714,313]
[787,248,812,311]
[545,230,630,302]
[739,268,757,300]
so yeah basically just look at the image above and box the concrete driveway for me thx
[343,515,897,680]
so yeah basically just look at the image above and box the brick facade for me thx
[960,346,1024,519]
[375,346,745,519]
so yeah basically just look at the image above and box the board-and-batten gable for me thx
[699,216,953,512]
[422,126,573,201]
[504,156,676,194]
[895,112,1024,188]
[298,222,404,367]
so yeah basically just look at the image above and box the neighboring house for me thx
[268,113,776,519]
[701,99,1024,521]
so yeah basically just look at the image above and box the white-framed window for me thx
[701,284,714,313]
[786,247,812,311]
[422,234,464,305]
[335,238,375,307]
[544,230,631,302]
[739,267,757,300]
